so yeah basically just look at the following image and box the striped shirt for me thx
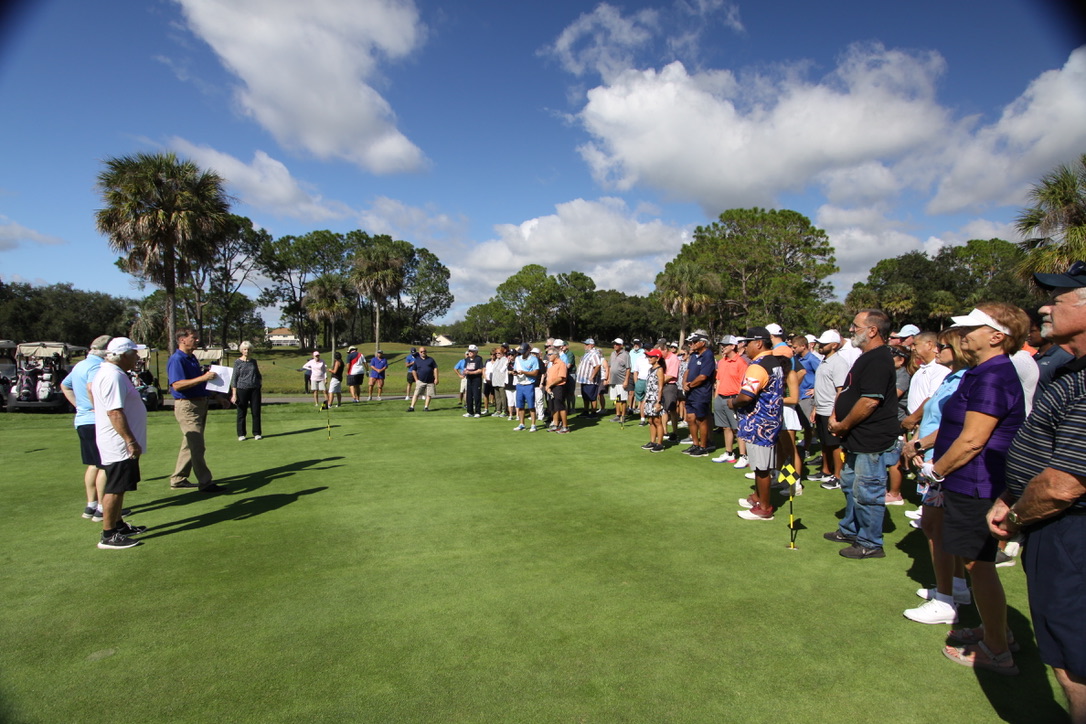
[1004,356,1086,511]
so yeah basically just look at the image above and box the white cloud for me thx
[169,138,354,221]
[357,196,469,249]
[544,3,659,82]
[928,46,1086,213]
[467,197,686,272]
[450,198,688,310]
[575,44,951,212]
[0,216,65,252]
[175,0,427,173]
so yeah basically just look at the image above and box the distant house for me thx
[266,327,300,346]
[432,334,455,347]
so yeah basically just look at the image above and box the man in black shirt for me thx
[462,345,485,417]
[826,308,899,559]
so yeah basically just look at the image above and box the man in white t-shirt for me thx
[907,331,950,414]
[91,337,149,550]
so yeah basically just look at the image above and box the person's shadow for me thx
[129,457,344,515]
[137,486,327,540]
[970,606,1071,723]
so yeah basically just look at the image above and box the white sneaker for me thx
[909,519,921,529]
[733,456,749,469]
[529,425,538,432]
[903,598,958,625]
[711,453,735,463]
[473,414,481,418]
[254,436,262,440]
[904,508,923,520]
[916,586,972,606]
[678,420,688,428]
[513,424,526,431]
[738,497,755,509]
[238,436,246,441]
[463,413,472,417]
[744,472,756,480]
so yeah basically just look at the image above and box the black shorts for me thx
[77,424,102,466]
[346,374,361,386]
[549,394,566,412]
[661,384,678,412]
[103,458,141,494]
[941,490,999,562]
[816,414,842,447]
[1023,512,1086,676]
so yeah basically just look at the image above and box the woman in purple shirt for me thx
[926,303,1030,676]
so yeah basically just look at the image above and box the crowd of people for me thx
[392,268,1084,713]
[59,263,1086,719]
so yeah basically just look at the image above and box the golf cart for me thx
[0,340,16,409]
[6,341,83,413]
[132,346,162,411]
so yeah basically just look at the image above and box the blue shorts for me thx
[1024,512,1086,677]
[686,391,711,419]
[516,385,535,410]
[580,383,599,402]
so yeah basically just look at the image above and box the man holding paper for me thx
[167,327,223,494]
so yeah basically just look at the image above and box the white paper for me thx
[205,364,233,393]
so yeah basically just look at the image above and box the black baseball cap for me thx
[1035,261,1086,290]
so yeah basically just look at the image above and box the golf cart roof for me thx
[16,341,84,357]
[0,340,16,351]
[192,348,224,363]
[135,346,155,360]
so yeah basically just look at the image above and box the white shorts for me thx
[505,389,516,408]
[783,405,801,431]
[328,378,341,393]
[312,379,326,391]
[459,377,467,393]
[609,384,625,400]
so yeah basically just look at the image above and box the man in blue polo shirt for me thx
[61,334,112,519]
[683,330,716,457]
[167,328,222,493]
[408,347,438,412]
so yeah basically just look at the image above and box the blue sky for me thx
[1,0,1084,325]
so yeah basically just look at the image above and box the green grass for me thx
[0,404,1072,723]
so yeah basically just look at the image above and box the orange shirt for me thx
[715,354,749,396]
[546,358,568,388]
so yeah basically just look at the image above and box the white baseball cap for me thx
[816,330,842,344]
[107,337,138,353]
[765,323,784,336]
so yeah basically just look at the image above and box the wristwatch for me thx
[1006,508,1023,527]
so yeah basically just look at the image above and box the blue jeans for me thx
[837,450,891,549]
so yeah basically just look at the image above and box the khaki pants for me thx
[171,398,212,486]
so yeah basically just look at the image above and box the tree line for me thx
[94,152,453,352]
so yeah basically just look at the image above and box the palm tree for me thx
[927,290,957,330]
[655,260,714,343]
[96,152,231,352]
[351,240,408,353]
[1015,152,1086,281]
[304,273,353,352]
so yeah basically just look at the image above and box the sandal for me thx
[946,626,1020,653]
[943,641,1019,675]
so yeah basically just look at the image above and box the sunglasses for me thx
[937,343,952,351]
